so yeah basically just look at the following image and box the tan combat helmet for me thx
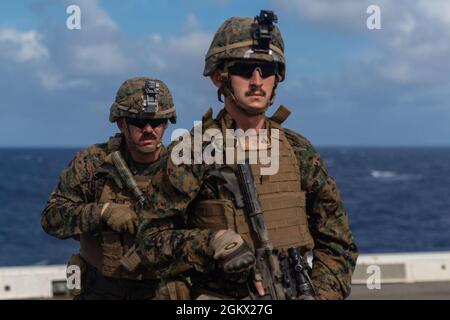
[204,10,286,82]
[203,10,285,115]
[109,77,177,124]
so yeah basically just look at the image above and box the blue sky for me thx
[0,0,449,147]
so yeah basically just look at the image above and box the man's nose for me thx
[142,123,155,133]
[249,67,263,85]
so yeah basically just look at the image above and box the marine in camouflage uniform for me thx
[137,11,358,300]
[41,77,176,299]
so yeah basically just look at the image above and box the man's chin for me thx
[136,144,157,153]
[243,98,269,109]
[242,103,268,112]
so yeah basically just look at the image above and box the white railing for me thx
[1,251,450,299]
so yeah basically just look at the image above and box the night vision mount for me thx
[143,80,159,114]
[252,10,278,53]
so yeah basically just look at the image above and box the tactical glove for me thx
[101,203,139,234]
[212,229,255,274]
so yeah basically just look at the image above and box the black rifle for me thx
[111,151,147,212]
[278,248,316,299]
[110,151,147,272]
[288,247,316,297]
[236,161,286,300]
[236,161,316,300]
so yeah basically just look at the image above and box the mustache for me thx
[140,132,157,140]
[245,84,266,97]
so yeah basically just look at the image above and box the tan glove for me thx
[101,203,138,234]
[212,229,255,274]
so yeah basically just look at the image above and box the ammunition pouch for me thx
[80,231,155,280]
[79,157,156,280]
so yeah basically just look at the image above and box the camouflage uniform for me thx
[136,12,358,300]
[41,77,176,299]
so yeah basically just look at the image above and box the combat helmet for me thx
[204,10,285,82]
[203,10,285,115]
[109,77,177,124]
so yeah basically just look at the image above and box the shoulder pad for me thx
[202,108,216,130]
[269,105,291,125]
[107,133,123,152]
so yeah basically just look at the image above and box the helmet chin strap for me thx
[219,70,277,116]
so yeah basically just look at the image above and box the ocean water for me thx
[1,147,450,266]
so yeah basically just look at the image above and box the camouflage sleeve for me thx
[137,148,217,277]
[137,218,216,277]
[40,146,104,239]
[284,128,359,300]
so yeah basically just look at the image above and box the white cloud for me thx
[274,0,450,88]
[274,0,379,32]
[378,62,411,84]
[72,43,132,75]
[0,28,49,62]
[73,0,118,32]
[167,31,211,57]
[37,71,90,90]
[377,2,450,85]
[0,0,448,146]
[0,5,216,146]
[138,15,212,75]
[417,0,450,25]
[183,13,202,32]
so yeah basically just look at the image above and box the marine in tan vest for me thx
[41,77,177,299]
[137,10,358,300]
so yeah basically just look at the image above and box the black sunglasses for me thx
[126,118,167,129]
[228,61,278,79]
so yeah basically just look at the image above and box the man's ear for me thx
[211,69,222,88]
[116,118,125,134]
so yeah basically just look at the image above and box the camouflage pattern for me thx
[203,16,286,81]
[109,77,177,123]
[41,142,109,239]
[41,135,164,239]
[41,134,166,299]
[136,109,359,300]
[41,76,177,299]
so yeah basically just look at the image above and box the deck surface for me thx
[348,282,450,300]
